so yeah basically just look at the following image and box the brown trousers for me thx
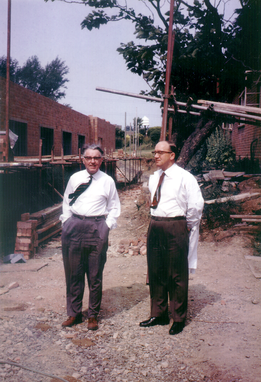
[147,217,189,322]
[62,215,109,318]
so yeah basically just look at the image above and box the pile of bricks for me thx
[15,217,38,260]
[0,133,7,162]
[14,204,62,260]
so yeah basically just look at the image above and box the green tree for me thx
[18,56,42,93]
[147,126,161,145]
[45,0,260,166]
[115,126,125,149]
[0,55,69,101]
[45,0,257,101]
[38,57,69,100]
[0,56,20,83]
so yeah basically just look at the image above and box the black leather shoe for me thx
[140,315,169,327]
[169,321,185,335]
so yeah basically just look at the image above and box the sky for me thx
[0,0,240,129]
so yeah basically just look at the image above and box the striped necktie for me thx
[68,175,93,206]
[150,172,165,209]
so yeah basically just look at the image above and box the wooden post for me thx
[39,139,42,165]
[125,159,126,188]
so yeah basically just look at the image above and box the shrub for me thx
[204,127,235,169]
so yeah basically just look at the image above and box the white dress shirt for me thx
[60,169,121,229]
[149,163,204,271]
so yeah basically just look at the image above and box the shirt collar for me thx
[86,169,101,180]
[159,163,176,177]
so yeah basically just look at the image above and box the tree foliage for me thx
[147,126,161,145]
[0,55,69,101]
[45,0,260,102]
[44,0,260,166]
[115,126,125,148]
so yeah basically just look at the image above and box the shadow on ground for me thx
[83,282,149,320]
[188,284,221,321]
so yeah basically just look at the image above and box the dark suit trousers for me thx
[147,217,189,322]
[61,215,109,318]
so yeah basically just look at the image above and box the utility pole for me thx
[160,0,175,141]
[5,0,11,162]
[124,112,126,156]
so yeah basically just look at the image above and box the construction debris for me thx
[14,204,62,259]
[205,192,261,205]
[230,214,261,223]
[3,253,26,264]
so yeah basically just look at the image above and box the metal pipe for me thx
[171,109,200,116]
[96,87,261,122]
[96,86,164,103]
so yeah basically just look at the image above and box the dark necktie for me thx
[150,172,165,209]
[68,176,93,206]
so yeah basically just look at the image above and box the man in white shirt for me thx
[140,141,204,335]
[60,144,121,330]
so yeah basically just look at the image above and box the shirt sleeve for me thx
[184,174,204,271]
[59,179,73,225]
[105,179,121,230]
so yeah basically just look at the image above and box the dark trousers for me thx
[147,217,189,322]
[62,215,109,318]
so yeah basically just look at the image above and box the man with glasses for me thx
[60,144,120,330]
[140,141,204,335]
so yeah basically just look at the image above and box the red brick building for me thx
[231,73,261,165]
[0,77,116,159]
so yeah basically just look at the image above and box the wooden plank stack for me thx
[14,203,62,260]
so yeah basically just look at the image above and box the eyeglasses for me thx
[84,156,102,161]
[152,151,172,156]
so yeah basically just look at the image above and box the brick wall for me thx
[0,77,115,157]
[90,116,116,155]
[231,82,261,164]
[231,122,261,162]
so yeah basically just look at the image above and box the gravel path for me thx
[0,185,261,382]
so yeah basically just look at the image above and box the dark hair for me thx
[168,141,177,155]
[82,143,104,156]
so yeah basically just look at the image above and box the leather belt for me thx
[151,216,186,221]
[73,214,105,221]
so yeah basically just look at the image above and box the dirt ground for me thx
[0,162,261,381]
